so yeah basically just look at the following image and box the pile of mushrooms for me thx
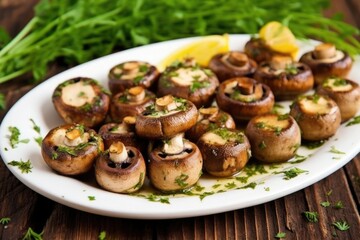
[43,37,358,196]
[300,43,353,85]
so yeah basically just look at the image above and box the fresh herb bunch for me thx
[0,0,359,84]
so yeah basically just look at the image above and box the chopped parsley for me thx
[98,231,107,240]
[320,201,330,207]
[264,187,270,191]
[22,227,43,240]
[0,217,10,225]
[8,159,32,173]
[34,136,43,146]
[212,128,244,143]
[303,211,319,222]
[302,140,326,149]
[332,221,350,231]
[275,167,308,180]
[175,173,189,188]
[346,115,360,126]
[88,196,96,201]
[146,194,170,204]
[290,154,307,164]
[225,182,237,189]
[285,64,298,75]
[275,232,286,239]
[334,200,344,209]
[8,126,30,148]
[329,146,345,154]
[199,191,215,200]
[259,141,266,149]
[190,80,210,93]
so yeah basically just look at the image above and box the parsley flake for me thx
[8,126,30,148]
[303,211,319,222]
[88,196,96,201]
[0,217,10,225]
[98,231,107,240]
[329,146,345,155]
[22,227,43,240]
[275,232,286,239]
[320,201,330,207]
[332,221,350,231]
[334,201,344,209]
[0,93,5,110]
[8,159,32,173]
[346,115,360,126]
[275,167,308,180]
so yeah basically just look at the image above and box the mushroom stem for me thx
[162,133,185,155]
[128,86,146,102]
[226,52,248,66]
[199,107,219,122]
[155,95,177,112]
[64,128,89,146]
[109,142,129,163]
[237,81,254,95]
[270,56,293,70]
[313,43,336,59]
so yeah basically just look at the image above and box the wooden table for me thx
[1,1,359,239]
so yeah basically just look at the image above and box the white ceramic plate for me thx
[1,35,359,219]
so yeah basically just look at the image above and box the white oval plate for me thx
[1,35,359,219]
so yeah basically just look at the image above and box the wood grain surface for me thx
[0,0,359,239]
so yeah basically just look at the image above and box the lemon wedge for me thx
[259,21,299,56]
[157,34,229,71]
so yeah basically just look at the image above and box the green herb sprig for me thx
[8,159,32,173]
[0,0,359,84]
[8,126,30,148]
[22,227,43,240]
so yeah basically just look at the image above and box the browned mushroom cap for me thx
[244,38,295,64]
[135,95,198,139]
[41,123,104,175]
[98,116,146,151]
[216,77,274,121]
[197,128,250,177]
[95,142,146,193]
[316,77,360,122]
[208,51,257,82]
[108,61,160,94]
[254,56,314,100]
[299,43,353,85]
[157,62,219,108]
[186,107,236,142]
[110,86,156,122]
[148,136,203,192]
[52,77,110,128]
[245,113,301,163]
[290,94,341,141]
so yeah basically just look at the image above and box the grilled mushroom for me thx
[245,113,301,163]
[148,134,203,192]
[110,86,155,122]
[108,61,160,94]
[186,106,236,142]
[197,128,250,177]
[290,94,341,141]
[254,56,314,100]
[208,51,257,82]
[98,116,146,151]
[299,43,353,85]
[316,77,360,122]
[41,124,104,175]
[135,95,198,139]
[157,61,219,108]
[95,141,146,193]
[216,77,275,121]
[52,77,110,128]
[244,37,296,64]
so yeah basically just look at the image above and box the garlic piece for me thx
[64,128,89,147]
[162,134,184,155]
